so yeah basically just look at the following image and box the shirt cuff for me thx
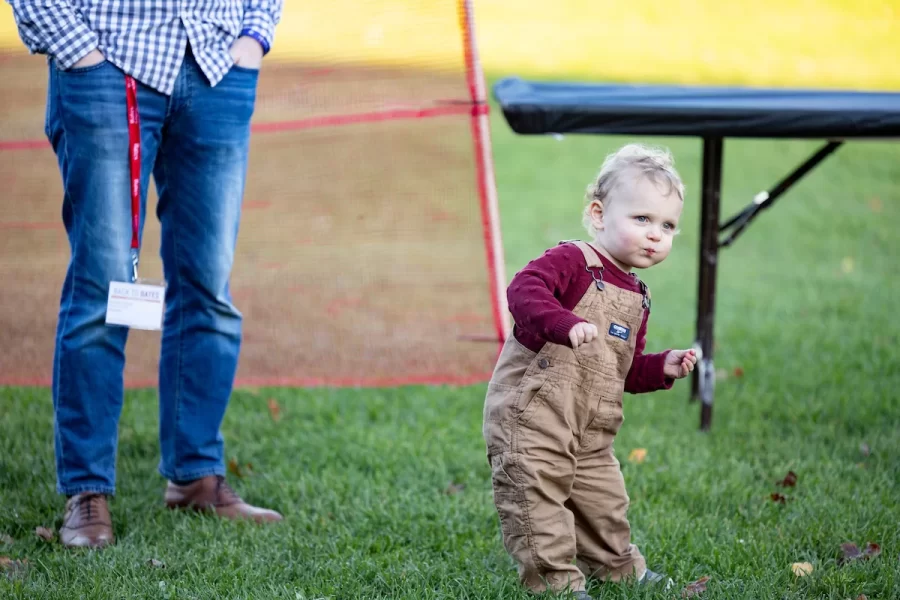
[239,27,271,55]
[47,21,100,70]
[551,313,588,347]
[649,350,675,390]
[240,8,276,56]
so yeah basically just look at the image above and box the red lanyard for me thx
[125,75,141,281]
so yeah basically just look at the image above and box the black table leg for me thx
[690,137,723,431]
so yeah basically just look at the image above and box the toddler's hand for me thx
[568,322,598,349]
[663,349,698,379]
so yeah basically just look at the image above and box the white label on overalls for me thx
[105,281,165,331]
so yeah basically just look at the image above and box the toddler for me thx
[483,143,697,598]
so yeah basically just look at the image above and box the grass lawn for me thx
[2,63,900,600]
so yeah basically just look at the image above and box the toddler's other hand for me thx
[568,322,598,349]
[663,349,697,379]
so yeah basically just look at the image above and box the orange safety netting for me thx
[0,0,508,388]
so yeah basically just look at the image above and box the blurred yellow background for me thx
[1,1,898,89]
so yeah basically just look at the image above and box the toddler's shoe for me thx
[639,569,674,589]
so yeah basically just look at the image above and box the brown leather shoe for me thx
[59,493,115,549]
[164,475,282,523]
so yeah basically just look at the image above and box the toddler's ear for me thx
[589,200,605,231]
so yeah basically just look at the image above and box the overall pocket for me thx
[573,307,639,378]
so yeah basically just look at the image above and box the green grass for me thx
[2,82,900,598]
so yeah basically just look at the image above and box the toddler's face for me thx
[590,174,683,271]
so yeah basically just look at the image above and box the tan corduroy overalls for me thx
[483,241,650,593]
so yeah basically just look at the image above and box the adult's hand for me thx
[71,48,105,69]
[229,36,264,70]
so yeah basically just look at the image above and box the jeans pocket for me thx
[230,64,260,74]
[44,69,55,140]
[60,59,110,74]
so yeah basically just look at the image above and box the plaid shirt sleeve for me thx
[6,0,100,69]
[240,0,283,55]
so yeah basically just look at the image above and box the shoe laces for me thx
[214,476,242,507]
[73,493,105,522]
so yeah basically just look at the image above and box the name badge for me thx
[106,280,166,331]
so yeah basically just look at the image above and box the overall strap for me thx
[569,240,604,269]
[566,240,605,290]
[562,240,651,309]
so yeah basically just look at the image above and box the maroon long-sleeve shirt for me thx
[507,242,673,394]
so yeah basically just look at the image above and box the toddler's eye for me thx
[635,216,648,223]
[663,222,675,230]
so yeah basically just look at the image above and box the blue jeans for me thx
[44,52,259,496]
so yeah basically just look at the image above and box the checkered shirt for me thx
[6,0,283,95]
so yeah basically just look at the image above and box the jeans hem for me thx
[57,483,116,497]
[159,465,226,483]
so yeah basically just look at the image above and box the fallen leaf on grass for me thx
[227,458,254,479]
[147,558,166,569]
[627,448,647,464]
[34,527,55,542]
[776,470,798,487]
[865,545,881,559]
[856,595,868,600]
[840,542,881,565]
[0,534,13,545]
[444,482,466,496]
[681,575,710,597]
[732,366,744,378]
[770,493,787,504]
[267,398,281,422]
[868,197,882,213]
[0,556,29,580]
[859,442,870,457]
[791,562,814,577]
